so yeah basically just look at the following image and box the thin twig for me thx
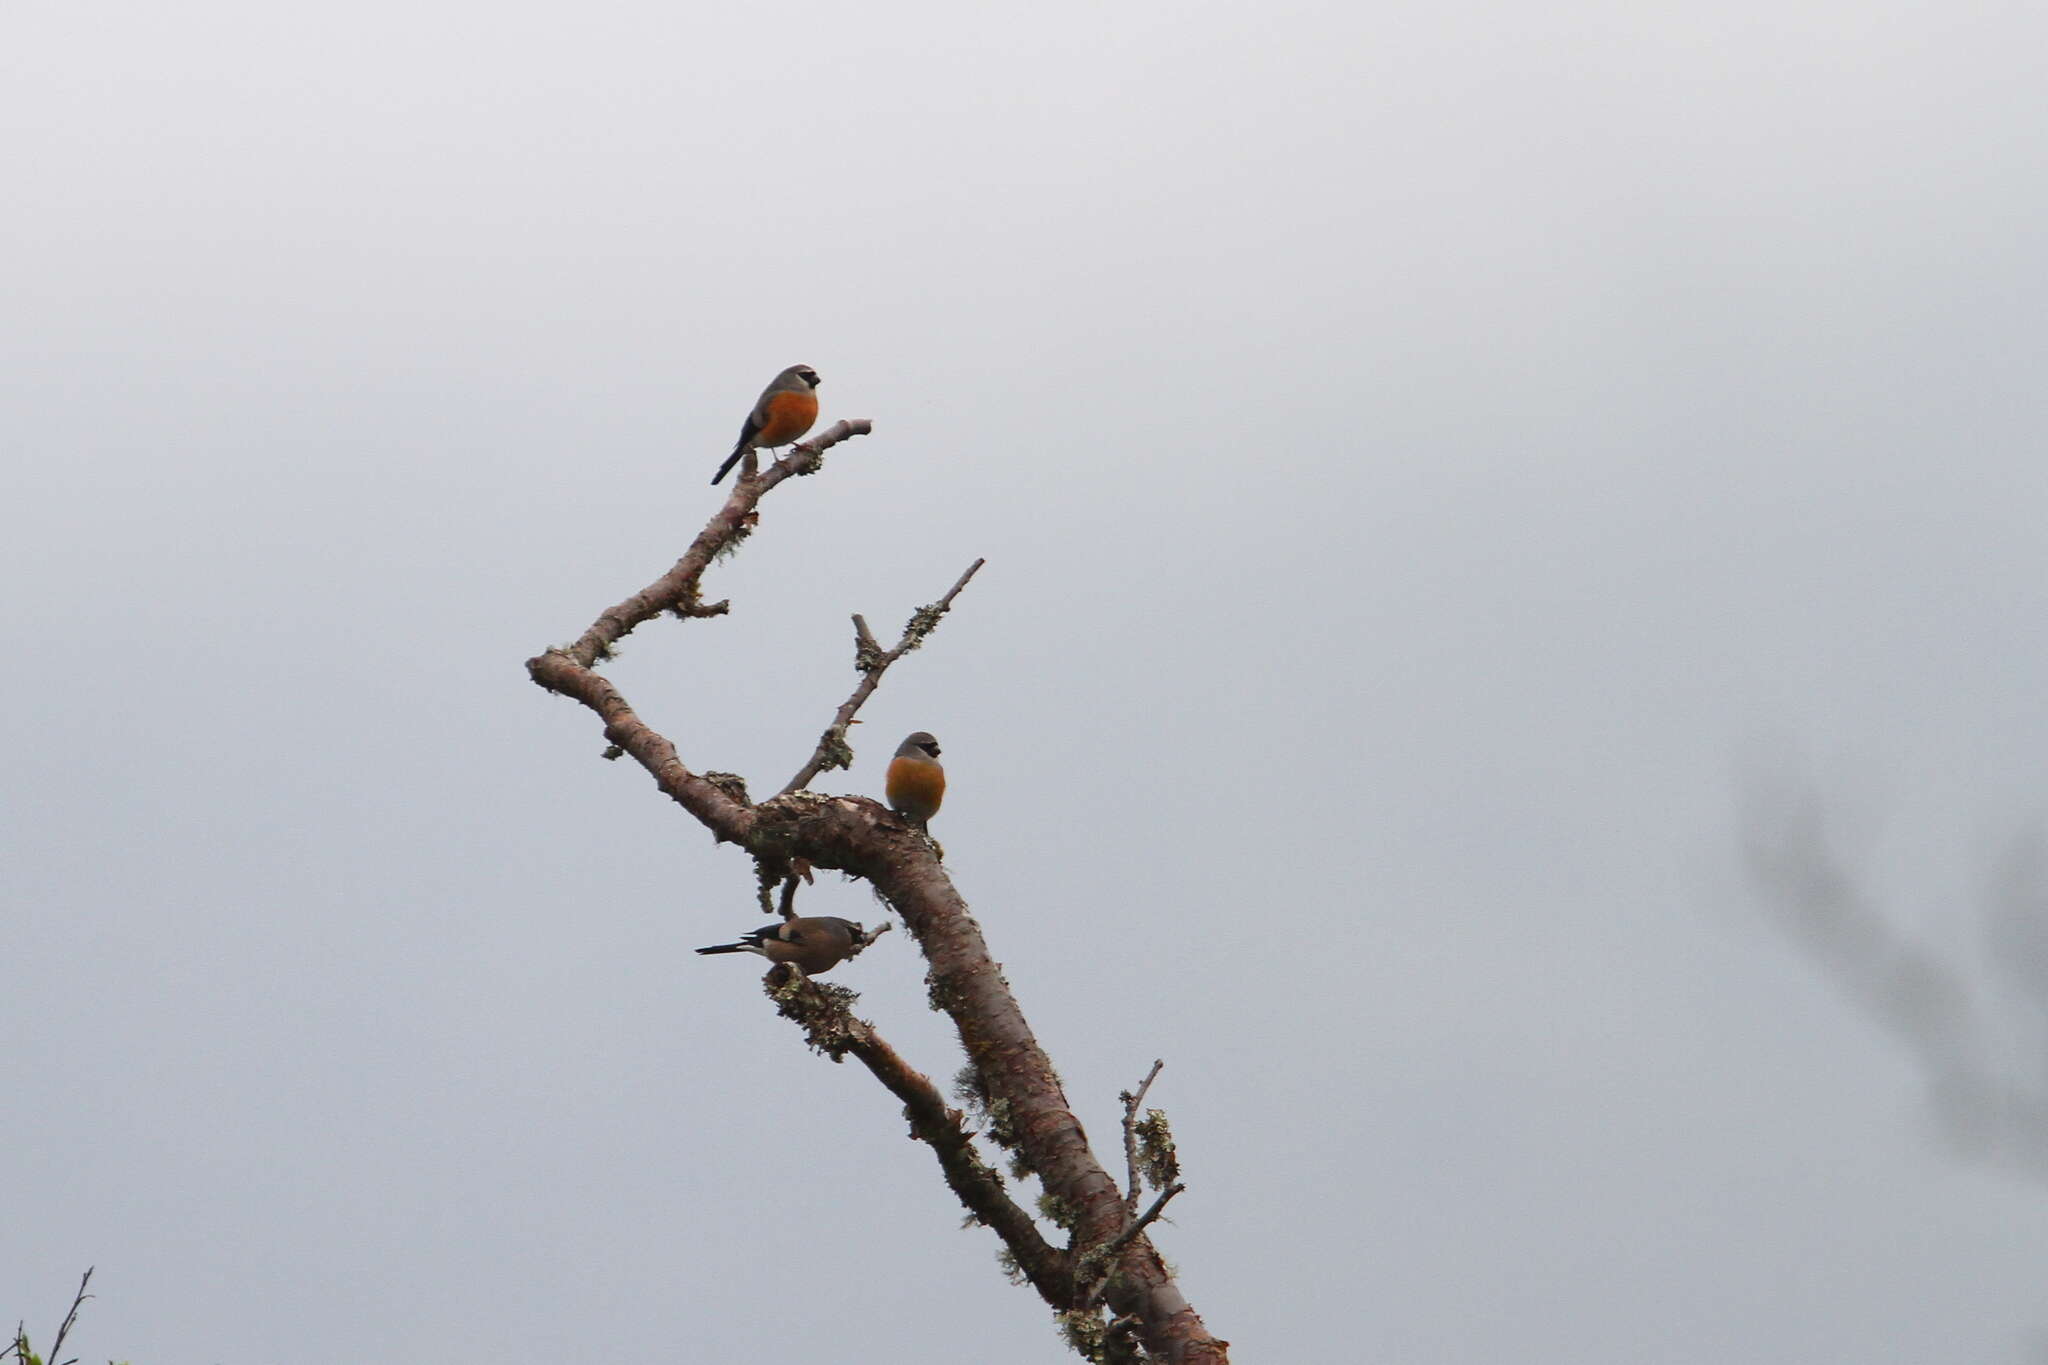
[46,1267,93,1365]
[1121,1059,1165,1217]
[780,557,987,795]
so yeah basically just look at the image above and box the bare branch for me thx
[780,558,987,796]
[768,971,1072,1304]
[544,418,872,670]
[864,854,1221,1360]
[526,652,755,844]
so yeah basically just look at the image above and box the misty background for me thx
[5,1,2047,1360]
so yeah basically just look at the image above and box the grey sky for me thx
[6,0,2047,1360]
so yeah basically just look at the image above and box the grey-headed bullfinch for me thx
[711,364,821,485]
[885,731,945,830]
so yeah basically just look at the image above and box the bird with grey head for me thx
[885,731,945,830]
[710,364,822,485]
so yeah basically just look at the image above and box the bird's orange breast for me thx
[753,389,820,447]
[887,756,946,822]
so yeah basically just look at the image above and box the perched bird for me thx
[695,916,867,975]
[885,731,945,830]
[710,364,822,485]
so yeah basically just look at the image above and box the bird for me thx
[885,731,945,830]
[695,916,868,975]
[710,364,822,485]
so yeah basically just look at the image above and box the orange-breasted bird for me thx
[694,916,867,975]
[710,364,821,485]
[885,731,945,830]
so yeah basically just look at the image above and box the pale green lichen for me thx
[1134,1109,1179,1191]
[1035,1192,1078,1230]
[1055,1308,1106,1359]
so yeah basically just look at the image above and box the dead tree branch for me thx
[524,411,1227,1361]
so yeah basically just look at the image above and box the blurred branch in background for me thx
[1740,773,2048,1178]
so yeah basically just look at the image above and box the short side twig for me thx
[1077,1183,1187,1308]
[1120,1059,1165,1218]
[780,557,986,795]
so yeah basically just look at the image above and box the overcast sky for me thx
[7,1,2048,1360]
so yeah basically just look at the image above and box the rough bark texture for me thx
[526,421,1228,1362]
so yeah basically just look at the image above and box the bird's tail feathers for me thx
[710,443,749,485]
